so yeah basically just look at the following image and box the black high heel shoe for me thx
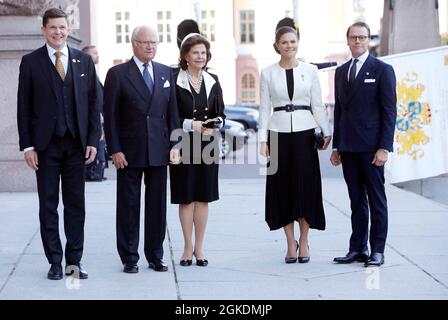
[298,244,310,264]
[180,258,192,266]
[285,240,299,264]
[193,252,208,267]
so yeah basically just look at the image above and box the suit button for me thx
[205,108,208,111]
[194,109,197,113]
[193,118,196,120]
[204,116,208,119]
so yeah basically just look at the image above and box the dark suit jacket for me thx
[17,45,100,151]
[333,54,397,152]
[104,59,180,167]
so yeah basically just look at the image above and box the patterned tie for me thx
[349,58,358,87]
[143,63,153,96]
[54,51,65,81]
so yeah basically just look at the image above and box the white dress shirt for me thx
[46,43,69,75]
[133,56,154,82]
[259,62,331,142]
[347,50,369,81]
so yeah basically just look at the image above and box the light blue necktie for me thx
[143,63,153,96]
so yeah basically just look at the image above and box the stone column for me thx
[380,0,441,55]
[0,1,81,191]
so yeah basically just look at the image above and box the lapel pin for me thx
[366,72,370,76]
[72,59,76,63]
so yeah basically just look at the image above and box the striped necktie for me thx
[54,51,65,80]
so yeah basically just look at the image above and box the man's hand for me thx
[372,149,388,167]
[170,148,181,165]
[321,136,332,151]
[260,142,270,158]
[24,150,39,171]
[85,146,97,165]
[330,150,341,166]
[112,152,128,169]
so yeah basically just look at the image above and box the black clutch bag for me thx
[314,131,325,150]
[202,118,222,129]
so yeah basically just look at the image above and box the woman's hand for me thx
[320,136,332,151]
[192,121,204,133]
[260,142,270,158]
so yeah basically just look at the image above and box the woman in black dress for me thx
[259,23,331,264]
[170,33,225,267]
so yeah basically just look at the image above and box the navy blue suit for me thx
[333,54,397,253]
[17,45,100,265]
[104,59,180,265]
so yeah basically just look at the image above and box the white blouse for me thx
[258,62,331,142]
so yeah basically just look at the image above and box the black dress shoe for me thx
[47,263,63,280]
[123,263,139,273]
[180,259,192,266]
[65,263,88,279]
[193,252,208,267]
[365,252,385,267]
[148,260,168,272]
[285,240,299,264]
[298,244,310,264]
[196,258,208,267]
[333,250,369,264]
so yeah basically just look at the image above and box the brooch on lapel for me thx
[72,59,81,63]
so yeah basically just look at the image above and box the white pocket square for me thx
[364,79,376,83]
[163,80,170,88]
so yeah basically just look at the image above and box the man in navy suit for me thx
[104,25,180,273]
[330,22,397,267]
[17,8,100,280]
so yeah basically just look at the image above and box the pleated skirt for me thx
[265,129,326,231]
[170,131,219,204]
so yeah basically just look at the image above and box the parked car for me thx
[218,119,248,159]
[224,105,259,134]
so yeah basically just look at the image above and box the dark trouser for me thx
[116,166,167,265]
[340,152,388,253]
[36,134,85,265]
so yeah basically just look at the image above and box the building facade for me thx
[89,0,386,106]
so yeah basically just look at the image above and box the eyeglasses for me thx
[348,35,369,42]
[133,40,159,47]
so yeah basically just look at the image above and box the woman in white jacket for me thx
[259,24,331,264]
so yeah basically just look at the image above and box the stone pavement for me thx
[0,176,447,300]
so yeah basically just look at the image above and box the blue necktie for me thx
[349,58,358,87]
[143,63,153,96]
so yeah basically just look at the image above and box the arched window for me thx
[241,73,256,103]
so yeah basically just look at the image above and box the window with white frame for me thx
[241,73,256,103]
[157,11,172,43]
[201,10,216,42]
[115,11,131,44]
[240,10,255,44]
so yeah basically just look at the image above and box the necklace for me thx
[187,70,203,94]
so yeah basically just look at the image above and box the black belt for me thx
[273,104,311,112]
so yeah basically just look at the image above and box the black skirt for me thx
[170,131,219,204]
[265,130,326,231]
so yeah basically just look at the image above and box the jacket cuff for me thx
[183,119,194,132]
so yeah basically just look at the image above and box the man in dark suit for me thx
[17,8,100,280]
[104,25,180,273]
[330,22,397,267]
